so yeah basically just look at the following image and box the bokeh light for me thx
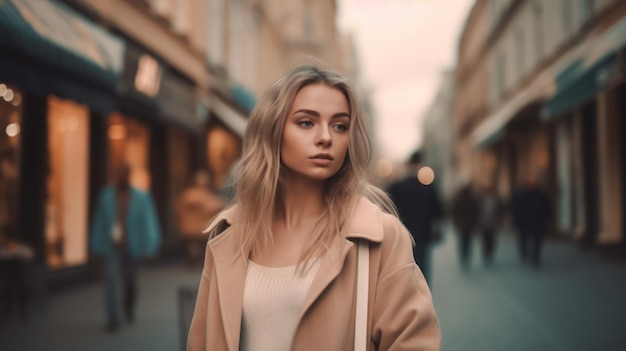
[376,158,393,178]
[417,166,435,185]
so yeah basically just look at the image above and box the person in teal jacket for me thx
[90,164,161,332]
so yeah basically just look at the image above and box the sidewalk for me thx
[2,229,625,351]
[0,262,202,351]
[431,226,626,351]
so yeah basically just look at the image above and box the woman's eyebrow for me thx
[293,109,350,119]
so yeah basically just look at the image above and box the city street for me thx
[432,226,626,351]
[1,226,625,351]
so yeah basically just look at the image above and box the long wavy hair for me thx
[225,64,396,263]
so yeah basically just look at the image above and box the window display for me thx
[0,83,22,244]
[45,97,90,268]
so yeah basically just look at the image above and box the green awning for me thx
[543,16,626,119]
[543,54,618,118]
[231,84,256,113]
[0,0,125,114]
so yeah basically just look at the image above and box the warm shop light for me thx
[6,123,20,137]
[3,89,14,102]
[377,158,393,178]
[11,92,21,106]
[108,124,127,140]
[417,166,435,185]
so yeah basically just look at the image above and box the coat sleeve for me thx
[187,241,214,351]
[89,189,110,257]
[142,192,162,257]
[371,216,441,351]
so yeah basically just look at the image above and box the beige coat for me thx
[187,197,441,350]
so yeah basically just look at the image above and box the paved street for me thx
[431,225,626,351]
[1,262,202,351]
[1,226,626,351]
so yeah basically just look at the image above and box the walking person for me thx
[449,179,480,270]
[478,183,505,267]
[187,65,440,350]
[90,163,161,332]
[387,150,444,284]
[177,170,225,267]
[511,172,551,268]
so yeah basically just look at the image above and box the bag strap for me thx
[355,238,369,351]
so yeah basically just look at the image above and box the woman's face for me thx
[280,83,351,182]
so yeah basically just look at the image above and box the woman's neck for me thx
[278,180,325,230]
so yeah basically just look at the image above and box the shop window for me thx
[207,124,240,189]
[107,114,151,191]
[0,83,22,244]
[45,97,89,268]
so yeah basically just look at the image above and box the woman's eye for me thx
[298,120,314,127]
[333,124,348,132]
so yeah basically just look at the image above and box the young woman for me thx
[187,65,440,350]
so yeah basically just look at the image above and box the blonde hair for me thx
[224,64,396,264]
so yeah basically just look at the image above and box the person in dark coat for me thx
[449,179,480,269]
[387,151,443,283]
[478,183,506,267]
[511,172,551,268]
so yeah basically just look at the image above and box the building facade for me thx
[0,0,356,285]
[453,0,626,251]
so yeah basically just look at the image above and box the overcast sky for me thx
[338,0,475,162]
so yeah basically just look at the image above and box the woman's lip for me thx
[310,158,333,166]
[310,154,333,160]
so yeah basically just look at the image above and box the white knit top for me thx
[240,260,320,351]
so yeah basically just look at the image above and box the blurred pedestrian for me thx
[187,65,440,350]
[176,170,225,266]
[478,182,506,267]
[511,172,551,268]
[449,178,480,269]
[387,150,444,283]
[90,163,161,332]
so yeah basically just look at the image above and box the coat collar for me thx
[205,197,385,242]
[205,197,385,350]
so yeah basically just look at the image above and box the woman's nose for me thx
[315,127,332,147]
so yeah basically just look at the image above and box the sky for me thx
[338,0,475,162]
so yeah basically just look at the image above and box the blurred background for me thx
[1,0,625,350]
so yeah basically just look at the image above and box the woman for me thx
[187,65,440,350]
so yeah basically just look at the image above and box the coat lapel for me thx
[206,199,385,350]
[295,197,384,326]
[298,235,354,320]
[208,209,247,351]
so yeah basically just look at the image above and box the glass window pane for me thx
[45,96,89,268]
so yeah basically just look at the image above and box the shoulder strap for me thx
[355,239,369,351]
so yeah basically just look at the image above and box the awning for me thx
[210,94,248,137]
[0,0,124,114]
[543,16,626,119]
[472,72,554,149]
[543,55,618,118]
[231,83,256,113]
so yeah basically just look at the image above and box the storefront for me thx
[158,68,204,252]
[206,92,250,196]
[0,0,124,277]
[543,16,626,246]
[0,83,22,246]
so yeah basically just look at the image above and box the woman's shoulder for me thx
[351,196,408,243]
